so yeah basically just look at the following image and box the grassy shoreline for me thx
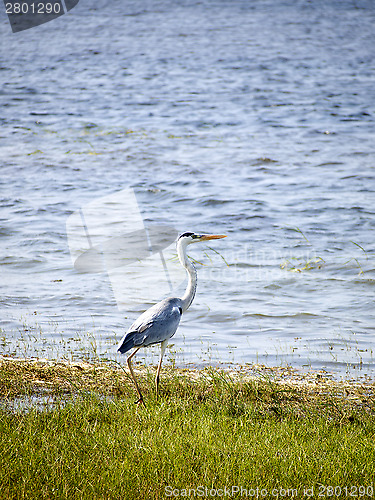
[1,357,374,499]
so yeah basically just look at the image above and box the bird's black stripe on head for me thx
[179,232,195,239]
[178,307,182,315]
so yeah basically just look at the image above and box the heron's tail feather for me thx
[117,332,136,354]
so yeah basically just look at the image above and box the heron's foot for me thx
[135,397,145,407]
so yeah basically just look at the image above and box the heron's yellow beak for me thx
[199,234,227,241]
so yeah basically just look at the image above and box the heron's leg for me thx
[127,347,144,405]
[155,340,168,398]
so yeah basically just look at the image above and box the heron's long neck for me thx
[178,241,197,313]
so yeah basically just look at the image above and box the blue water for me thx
[1,0,375,379]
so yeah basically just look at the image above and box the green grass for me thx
[0,360,374,499]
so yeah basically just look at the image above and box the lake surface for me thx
[1,0,375,379]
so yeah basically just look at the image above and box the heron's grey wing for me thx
[117,298,182,354]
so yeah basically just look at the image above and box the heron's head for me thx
[178,232,227,246]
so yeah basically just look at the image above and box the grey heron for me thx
[117,231,226,405]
